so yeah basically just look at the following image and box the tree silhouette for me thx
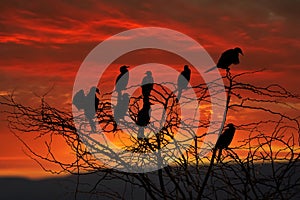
[1,69,300,199]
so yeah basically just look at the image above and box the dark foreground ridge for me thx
[1,162,299,200]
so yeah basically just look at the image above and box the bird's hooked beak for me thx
[120,65,130,72]
[239,49,244,56]
[235,47,244,56]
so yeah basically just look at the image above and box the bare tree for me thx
[1,69,299,199]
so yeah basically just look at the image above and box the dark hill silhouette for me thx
[0,162,299,200]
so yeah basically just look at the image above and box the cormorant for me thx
[115,65,129,95]
[141,71,154,102]
[72,87,100,132]
[205,47,244,73]
[176,65,191,102]
[215,123,236,162]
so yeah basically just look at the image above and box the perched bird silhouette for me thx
[215,123,236,163]
[86,86,100,112]
[72,87,100,132]
[113,93,130,131]
[115,65,129,95]
[141,71,154,102]
[176,65,191,102]
[205,47,244,73]
[72,90,85,111]
[136,102,152,140]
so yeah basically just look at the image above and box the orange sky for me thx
[0,0,300,178]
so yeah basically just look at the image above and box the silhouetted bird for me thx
[72,90,85,111]
[72,87,100,132]
[215,123,236,162]
[136,102,152,139]
[205,47,244,73]
[86,86,100,112]
[115,65,129,95]
[176,65,191,102]
[113,93,130,131]
[141,71,154,102]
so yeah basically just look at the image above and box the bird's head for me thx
[88,87,100,97]
[120,65,129,73]
[145,71,152,76]
[89,86,98,94]
[184,65,189,71]
[226,123,235,129]
[234,47,244,56]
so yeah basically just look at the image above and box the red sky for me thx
[0,0,300,178]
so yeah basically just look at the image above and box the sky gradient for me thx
[0,0,300,178]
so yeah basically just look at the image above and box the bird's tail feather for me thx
[204,66,217,73]
[177,89,182,102]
